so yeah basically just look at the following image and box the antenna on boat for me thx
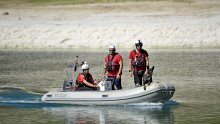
[74,56,78,72]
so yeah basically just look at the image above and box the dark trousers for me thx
[133,70,145,86]
[107,76,122,90]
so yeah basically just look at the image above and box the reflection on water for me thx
[43,105,173,124]
[0,103,174,124]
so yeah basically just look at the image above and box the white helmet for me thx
[82,62,89,70]
[135,40,143,47]
[109,44,116,49]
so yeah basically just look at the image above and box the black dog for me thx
[143,66,154,86]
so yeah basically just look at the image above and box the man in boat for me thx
[75,62,99,91]
[129,40,149,87]
[103,44,123,90]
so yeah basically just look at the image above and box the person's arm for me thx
[146,56,149,69]
[128,58,133,77]
[103,62,107,79]
[128,52,133,77]
[83,80,97,88]
[117,59,123,79]
[145,56,149,75]
[129,58,133,72]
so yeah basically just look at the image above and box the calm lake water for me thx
[0,49,220,124]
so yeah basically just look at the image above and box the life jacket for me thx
[105,53,120,71]
[75,73,94,88]
[132,50,146,67]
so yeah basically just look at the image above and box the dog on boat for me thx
[143,66,154,86]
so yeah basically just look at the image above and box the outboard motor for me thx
[63,66,75,92]
[63,80,74,91]
[63,56,79,92]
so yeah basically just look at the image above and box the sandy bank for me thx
[0,0,220,49]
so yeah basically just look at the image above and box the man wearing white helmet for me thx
[129,40,149,87]
[75,62,99,91]
[103,44,123,90]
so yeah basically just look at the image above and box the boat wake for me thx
[0,87,65,108]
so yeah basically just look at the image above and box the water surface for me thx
[0,49,220,124]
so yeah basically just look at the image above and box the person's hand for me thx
[94,80,98,84]
[129,72,133,77]
[103,75,106,80]
[94,79,101,84]
[116,74,121,79]
[145,69,148,75]
[94,84,99,88]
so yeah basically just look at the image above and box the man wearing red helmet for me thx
[129,40,149,87]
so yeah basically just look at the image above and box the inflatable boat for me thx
[41,81,175,105]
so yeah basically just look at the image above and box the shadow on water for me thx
[0,87,177,123]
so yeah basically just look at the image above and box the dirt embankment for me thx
[0,0,220,49]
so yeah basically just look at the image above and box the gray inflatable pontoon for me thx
[41,81,175,105]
